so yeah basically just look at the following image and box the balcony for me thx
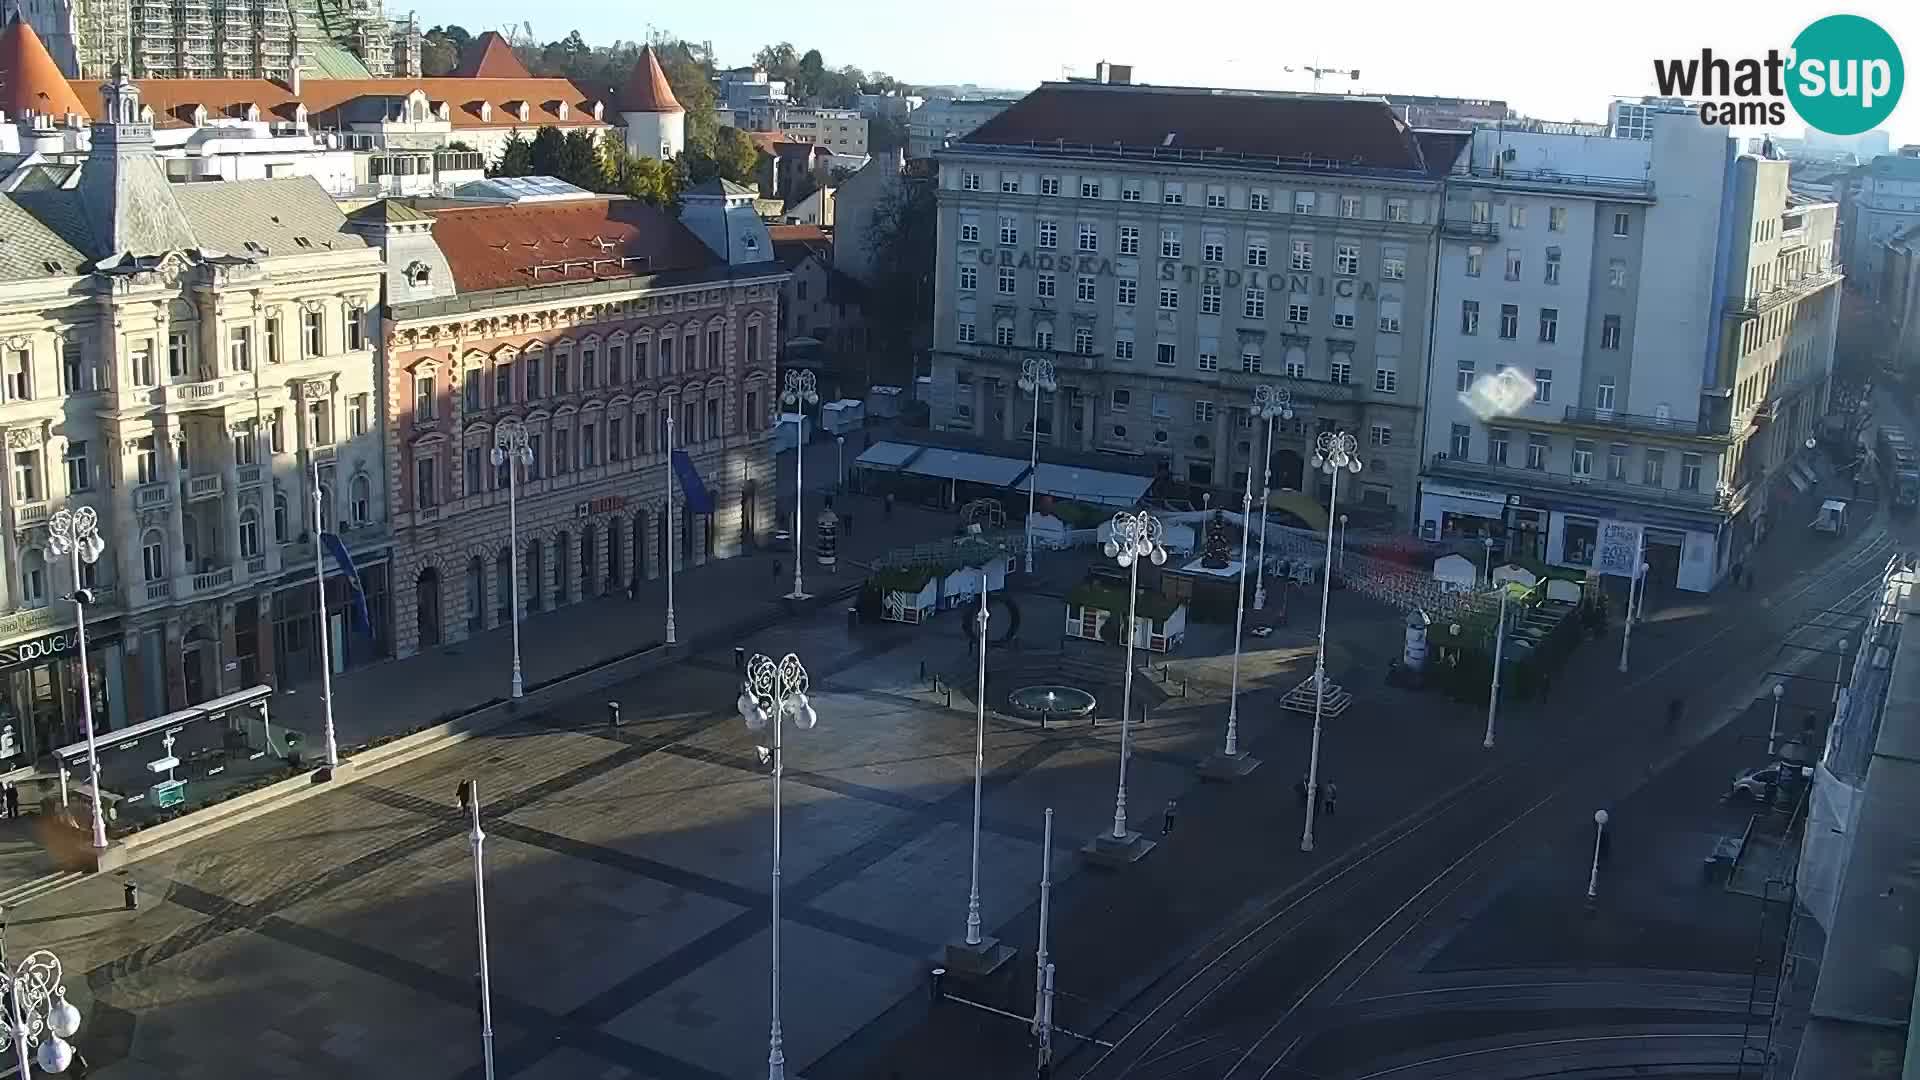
[310,445,337,465]
[145,580,173,602]
[246,556,268,576]
[186,474,223,501]
[190,567,234,593]
[1218,370,1365,403]
[1724,266,1846,316]
[149,377,245,410]
[1448,164,1657,202]
[13,502,47,526]
[1560,406,1729,442]
[135,483,171,509]
[238,464,264,487]
[1440,218,1500,242]
[1428,453,1724,514]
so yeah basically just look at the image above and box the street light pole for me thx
[1302,431,1362,854]
[1251,388,1294,611]
[1586,809,1610,900]
[1482,535,1494,587]
[739,652,820,1080]
[664,413,677,645]
[1103,511,1168,843]
[782,371,818,601]
[47,508,107,850]
[964,576,988,946]
[1018,358,1057,575]
[835,435,845,493]
[1484,584,1507,750]
[1339,513,1349,573]
[1617,554,1647,674]
[1834,638,1850,704]
[457,780,496,1080]
[1769,682,1784,757]
[1213,386,1288,770]
[0,946,84,1075]
[492,420,533,699]
[311,451,339,769]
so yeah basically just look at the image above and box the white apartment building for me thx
[932,80,1457,519]
[1840,154,1920,295]
[0,71,389,770]
[907,96,1017,159]
[1420,114,1841,593]
[777,107,868,155]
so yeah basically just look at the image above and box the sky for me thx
[421,0,1920,145]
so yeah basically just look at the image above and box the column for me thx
[163,615,187,711]
[221,420,242,574]
[0,429,15,614]
[255,591,276,688]
[219,600,239,695]
[158,417,190,581]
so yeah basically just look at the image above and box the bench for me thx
[1704,834,1746,883]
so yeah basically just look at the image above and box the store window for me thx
[1562,516,1599,566]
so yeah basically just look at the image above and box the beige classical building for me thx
[0,70,389,770]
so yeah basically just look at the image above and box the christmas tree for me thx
[1201,510,1232,569]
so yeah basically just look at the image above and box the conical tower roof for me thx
[622,45,683,114]
[0,16,88,120]
[453,31,531,79]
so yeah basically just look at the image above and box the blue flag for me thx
[671,450,715,514]
[320,533,373,635]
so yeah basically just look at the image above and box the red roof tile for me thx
[65,76,608,131]
[620,45,682,114]
[0,17,88,120]
[962,83,1426,171]
[422,198,716,293]
[453,32,532,79]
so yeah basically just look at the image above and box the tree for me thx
[558,129,607,190]
[1201,511,1232,569]
[490,128,533,177]
[795,48,826,99]
[864,176,936,385]
[753,42,798,80]
[528,126,566,177]
[712,127,762,186]
[602,139,678,207]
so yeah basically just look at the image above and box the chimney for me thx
[1095,60,1110,84]
[291,63,302,96]
[1108,63,1133,85]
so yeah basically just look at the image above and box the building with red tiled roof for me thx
[0,17,87,122]
[618,45,685,164]
[452,32,531,79]
[359,189,787,660]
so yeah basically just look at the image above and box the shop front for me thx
[1542,502,1722,594]
[270,558,392,691]
[0,614,130,775]
[1418,481,1510,546]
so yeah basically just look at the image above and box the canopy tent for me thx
[852,440,923,472]
[900,448,1030,487]
[1264,490,1331,534]
[1432,554,1478,591]
[1028,462,1155,507]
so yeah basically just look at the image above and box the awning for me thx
[1028,462,1154,507]
[901,448,1029,487]
[852,441,923,472]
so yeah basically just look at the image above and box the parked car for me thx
[1729,762,1808,800]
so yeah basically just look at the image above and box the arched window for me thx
[19,549,45,607]
[273,491,290,543]
[351,474,372,525]
[142,529,167,581]
[319,484,335,533]
[239,508,261,558]
[180,512,197,566]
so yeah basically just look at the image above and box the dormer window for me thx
[557,101,569,121]
[190,104,208,126]
[434,101,450,122]
[293,104,308,127]
[404,261,431,287]
[591,101,604,121]
[509,101,530,123]
[478,101,492,122]
[138,105,154,124]
[243,103,261,122]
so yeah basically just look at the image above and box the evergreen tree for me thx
[1201,510,1232,569]
[489,128,532,177]
[528,126,566,177]
[558,129,607,190]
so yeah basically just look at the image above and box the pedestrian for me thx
[884,492,895,519]
[1323,782,1338,817]
[1296,775,1309,808]
[4,782,17,819]
[1731,561,1744,587]
[773,559,782,581]
[1161,799,1178,836]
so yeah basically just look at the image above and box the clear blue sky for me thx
[422,1,1920,144]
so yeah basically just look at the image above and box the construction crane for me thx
[1285,62,1360,92]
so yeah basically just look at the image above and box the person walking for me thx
[1323,782,1338,817]
[4,782,17,819]
[884,492,895,519]
[1296,775,1309,808]
[772,559,782,581]
[1161,799,1179,836]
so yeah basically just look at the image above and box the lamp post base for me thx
[1197,751,1262,782]
[1080,829,1156,868]
[941,936,1017,978]
[785,591,812,602]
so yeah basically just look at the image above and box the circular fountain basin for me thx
[1008,685,1097,723]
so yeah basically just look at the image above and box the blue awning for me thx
[672,450,714,514]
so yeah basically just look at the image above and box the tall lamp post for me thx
[1617,557,1648,674]
[738,652,820,1080]
[1483,583,1508,750]
[1251,386,1294,611]
[1338,513,1349,573]
[948,577,1011,972]
[46,508,107,850]
[782,370,819,601]
[1204,387,1286,779]
[456,780,496,1080]
[1302,431,1363,854]
[1768,682,1785,757]
[310,452,339,770]
[1586,809,1610,901]
[491,419,533,699]
[664,413,677,646]
[0,946,84,1076]
[834,435,846,493]
[1091,511,1167,861]
[1018,358,1057,574]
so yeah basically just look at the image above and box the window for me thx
[1379,311,1401,334]
[63,441,89,493]
[1680,453,1702,491]
[1533,368,1553,403]
[1612,212,1630,237]
[1369,424,1392,447]
[1543,248,1561,284]
[1037,273,1056,299]
[1204,240,1224,263]
[1526,434,1549,470]
[1504,249,1522,281]
[14,450,43,503]
[1450,423,1471,459]
[1156,342,1177,367]
[1549,206,1567,232]
[1291,238,1313,271]
[1246,239,1269,267]
[1077,275,1097,302]
[1114,334,1135,361]
[302,308,324,357]
[462,367,482,411]
[1329,357,1351,384]
[1461,301,1480,335]
[1382,252,1406,280]
[346,306,365,352]
[1337,244,1359,275]
[1075,327,1094,355]
[1040,176,1059,196]
[1119,225,1140,255]
[167,332,188,379]
[1121,179,1142,202]
[239,508,261,558]
[1241,347,1262,373]
[1160,227,1182,258]
[264,316,281,364]
[273,492,289,542]
[1035,324,1054,350]
[1117,277,1137,305]
[1244,288,1266,319]
[350,394,369,436]
[135,436,159,484]
[225,326,252,373]
[1456,360,1476,392]
[414,455,437,507]
[1608,444,1629,481]
[608,415,624,460]
[994,323,1015,347]
[1250,190,1272,211]
[1340,195,1361,218]
[1601,315,1622,350]
[1465,246,1483,277]
[1194,401,1217,424]
[1206,187,1227,209]
[1080,179,1100,199]
[464,446,482,493]
[1163,182,1184,205]
[1509,204,1527,229]
[1288,302,1310,324]
[59,339,86,393]
[351,474,371,524]
[1572,440,1594,476]
[960,219,979,243]
[1293,191,1316,214]
[962,170,981,191]
[1197,348,1218,372]
[1332,305,1355,329]
[1001,174,1021,194]
[585,345,600,390]
[1488,428,1510,465]
[1077,223,1098,252]
[1471,200,1492,225]
[553,429,570,473]
[1111,388,1130,413]
[1038,219,1057,248]
[1595,381,1617,414]
[1200,284,1221,314]
[1644,450,1666,486]
[999,216,1018,245]
[1284,354,1306,379]
[1538,308,1558,343]
[998,267,1017,294]
[1159,286,1180,311]
[414,374,435,419]
[1386,198,1409,222]
[309,398,334,445]
[142,531,166,581]
[1374,366,1397,393]
[1150,394,1170,419]
[1608,259,1627,288]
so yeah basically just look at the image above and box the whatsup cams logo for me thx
[1652,14,1903,135]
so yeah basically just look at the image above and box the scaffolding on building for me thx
[65,0,398,81]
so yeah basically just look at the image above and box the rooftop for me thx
[0,17,86,120]
[63,76,607,131]
[955,81,1431,174]
[417,197,717,293]
[620,45,683,115]
[452,32,532,79]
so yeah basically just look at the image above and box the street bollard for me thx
[929,967,946,1006]
[734,647,746,672]
[607,701,622,728]
[123,881,139,910]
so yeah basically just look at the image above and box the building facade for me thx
[906,97,1016,159]
[1839,154,1920,296]
[776,107,867,156]
[0,71,390,772]
[369,190,784,661]
[6,0,418,80]
[1420,115,1841,593]
[929,82,1450,521]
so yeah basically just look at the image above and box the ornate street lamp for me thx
[1017,358,1057,574]
[1251,386,1294,610]
[1091,510,1166,860]
[491,419,534,699]
[45,508,107,850]
[782,371,819,601]
[0,948,83,1075]
[1301,431,1362,853]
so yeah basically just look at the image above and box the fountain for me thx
[1007,685,1097,724]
